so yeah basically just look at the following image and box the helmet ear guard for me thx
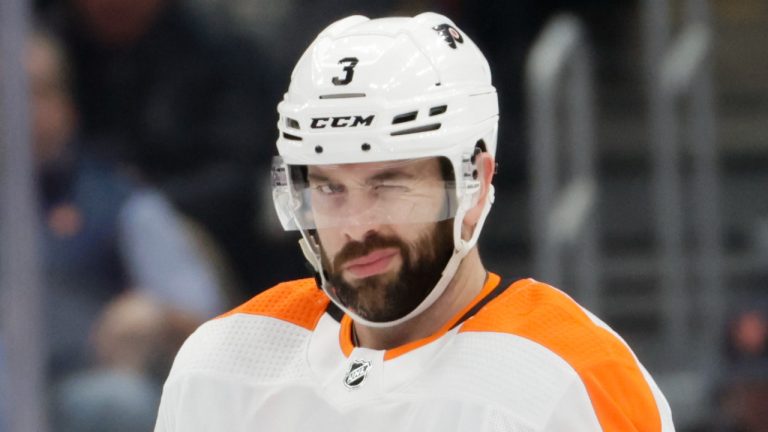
[272,12,499,327]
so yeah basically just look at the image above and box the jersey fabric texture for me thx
[155,274,675,431]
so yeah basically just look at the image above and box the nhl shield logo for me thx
[343,359,371,389]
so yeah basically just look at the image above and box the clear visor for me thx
[272,156,458,230]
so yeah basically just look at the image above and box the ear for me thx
[461,152,495,240]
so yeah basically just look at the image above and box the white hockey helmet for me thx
[272,12,498,327]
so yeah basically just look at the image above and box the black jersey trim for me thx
[450,275,516,330]
[325,300,345,323]
[315,271,346,323]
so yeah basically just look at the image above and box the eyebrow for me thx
[367,169,416,183]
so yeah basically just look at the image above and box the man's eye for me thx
[315,183,345,195]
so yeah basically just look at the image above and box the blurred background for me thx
[0,0,766,430]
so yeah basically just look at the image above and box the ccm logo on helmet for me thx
[310,115,374,129]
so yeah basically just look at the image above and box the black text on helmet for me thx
[310,115,375,129]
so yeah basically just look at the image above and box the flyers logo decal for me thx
[432,24,464,49]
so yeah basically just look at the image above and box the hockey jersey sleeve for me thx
[460,279,675,431]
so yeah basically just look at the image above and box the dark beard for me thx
[319,219,454,322]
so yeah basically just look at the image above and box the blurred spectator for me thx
[53,292,199,432]
[720,306,768,431]
[91,292,201,379]
[728,309,768,362]
[39,0,306,299]
[28,26,134,379]
[27,25,226,429]
[119,190,228,318]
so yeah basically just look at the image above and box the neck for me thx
[353,249,487,350]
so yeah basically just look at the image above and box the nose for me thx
[333,188,386,241]
[340,219,382,243]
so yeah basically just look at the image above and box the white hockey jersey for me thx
[155,274,675,431]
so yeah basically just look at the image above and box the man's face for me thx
[307,158,455,322]
[27,35,76,167]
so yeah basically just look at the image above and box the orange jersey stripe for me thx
[460,279,661,432]
[218,278,330,331]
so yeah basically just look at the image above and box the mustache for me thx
[332,233,406,271]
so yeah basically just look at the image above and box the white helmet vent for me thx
[282,132,302,141]
[392,111,418,124]
[429,105,447,116]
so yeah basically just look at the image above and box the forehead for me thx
[306,157,444,181]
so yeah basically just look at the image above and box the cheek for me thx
[396,223,433,259]
[399,223,430,242]
[315,229,344,262]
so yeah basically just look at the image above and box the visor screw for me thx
[314,145,324,154]
[472,169,478,179]
[361,143,371,151]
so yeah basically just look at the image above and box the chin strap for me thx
[299,236,322,271]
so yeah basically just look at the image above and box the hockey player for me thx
[155,12,675,431]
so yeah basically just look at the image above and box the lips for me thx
[342,248,399,279]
